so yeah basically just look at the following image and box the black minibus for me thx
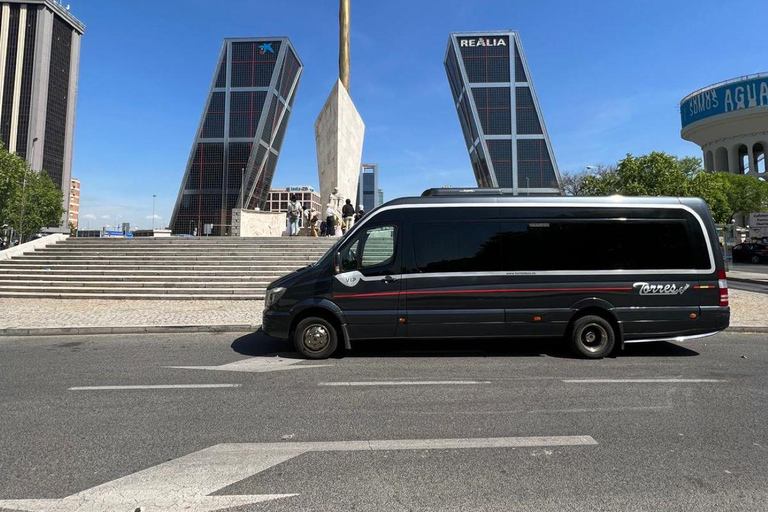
[262,191,730,359]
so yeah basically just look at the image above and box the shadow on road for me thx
[231,330,292,357]
[231,330,699,359]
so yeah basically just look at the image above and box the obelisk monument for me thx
[314,0,365,219]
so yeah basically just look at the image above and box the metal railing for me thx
[681,72,768,104]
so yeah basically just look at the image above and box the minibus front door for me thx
[331,223,402,340]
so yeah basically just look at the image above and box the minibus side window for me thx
[339,225,397,272]
[361,226,396,268]
[340,240,360,272]
[412,222,501,273]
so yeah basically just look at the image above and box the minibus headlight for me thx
[265,287,286,308]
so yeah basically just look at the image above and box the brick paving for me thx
[0,290,765,330]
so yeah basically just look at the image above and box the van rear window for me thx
[412,219,710,273]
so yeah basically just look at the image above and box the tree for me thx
[560,165,616,196]
[0,143,64,238]
[710,172,768,223]
[572,151,768,224]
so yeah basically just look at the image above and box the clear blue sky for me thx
[70,0,765,230]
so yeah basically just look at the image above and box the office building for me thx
[0,0,85,223]
[356,163,379,211]
[377,188,384,206]
[170,37,303,235]
[265,186,321,214]
[444,31,561,194]
[67,177,79,228]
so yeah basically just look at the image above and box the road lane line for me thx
[69,384,241,391]
[318,380,491,387]
[562,379,724,383]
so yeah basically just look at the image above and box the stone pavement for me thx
[0,299,264,332]
[0,289,765,334]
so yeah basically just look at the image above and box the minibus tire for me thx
[294,317,338,359]
[569,315,615,359]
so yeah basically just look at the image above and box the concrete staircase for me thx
[0,237,337,300]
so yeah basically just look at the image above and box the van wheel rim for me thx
[580,324,608,353]
[303,325,329,352]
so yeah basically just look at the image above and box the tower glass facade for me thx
[170,37,303,235]
[356,163,379,212]
[444,31,561,194]
[0,0,84,226]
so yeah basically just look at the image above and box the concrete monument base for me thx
[315,79,365,209]
[231,209,286,237]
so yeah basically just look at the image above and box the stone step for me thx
[37,248,329,255]
[56,239,338,247]
[0,280,269,288]
[0,274,280,282]
[0,263,306,271]
[0,268,292,276]
[0,258,315,268]
[52,242,335,248]
[0,284,268,294]
[0,291,264,300]
[13,251,319,261]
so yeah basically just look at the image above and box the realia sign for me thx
[681,76,768,128]
[458,37,508,48]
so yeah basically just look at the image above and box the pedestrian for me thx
[320,220,327,237]
[355,204,366,222]
[342,198,355,234]
[287,194,302,236]
[309,211,319,237]
[325,202,336,237]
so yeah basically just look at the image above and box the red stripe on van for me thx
[333,286,633,300]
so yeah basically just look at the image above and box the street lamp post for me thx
[152,194,157,231]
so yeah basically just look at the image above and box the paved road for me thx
[0,331,766,511]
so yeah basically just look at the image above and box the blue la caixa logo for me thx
[258,43,274,55]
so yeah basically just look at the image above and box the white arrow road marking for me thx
[165,354,330,373]
[0,436,597,512]
[0,445,299,512]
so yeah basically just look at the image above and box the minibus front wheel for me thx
[569,314,616,359]
[294,317,339,359]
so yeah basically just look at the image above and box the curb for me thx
[0,325,766,337]
[728,276,768,286]
[0,324,261,337]
[723,326,768,333]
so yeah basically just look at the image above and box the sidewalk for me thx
[0,289,765,335]
[0,299,264,335]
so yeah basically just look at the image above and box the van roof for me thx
[384,192,704,209]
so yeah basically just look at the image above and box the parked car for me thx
[732,243,768,263]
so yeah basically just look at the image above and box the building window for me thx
[738,144,749,174]
[754,143,765,174]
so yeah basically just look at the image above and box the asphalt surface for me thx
[0,331,766,511]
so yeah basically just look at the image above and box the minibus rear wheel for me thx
[569,314,615,359]
[294,317,338,359]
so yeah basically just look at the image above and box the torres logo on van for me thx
[633,282,690,296]
[459,38,507,48]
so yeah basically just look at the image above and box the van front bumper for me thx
[262,309,291,340]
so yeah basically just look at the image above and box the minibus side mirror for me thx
[334,251,341,274]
